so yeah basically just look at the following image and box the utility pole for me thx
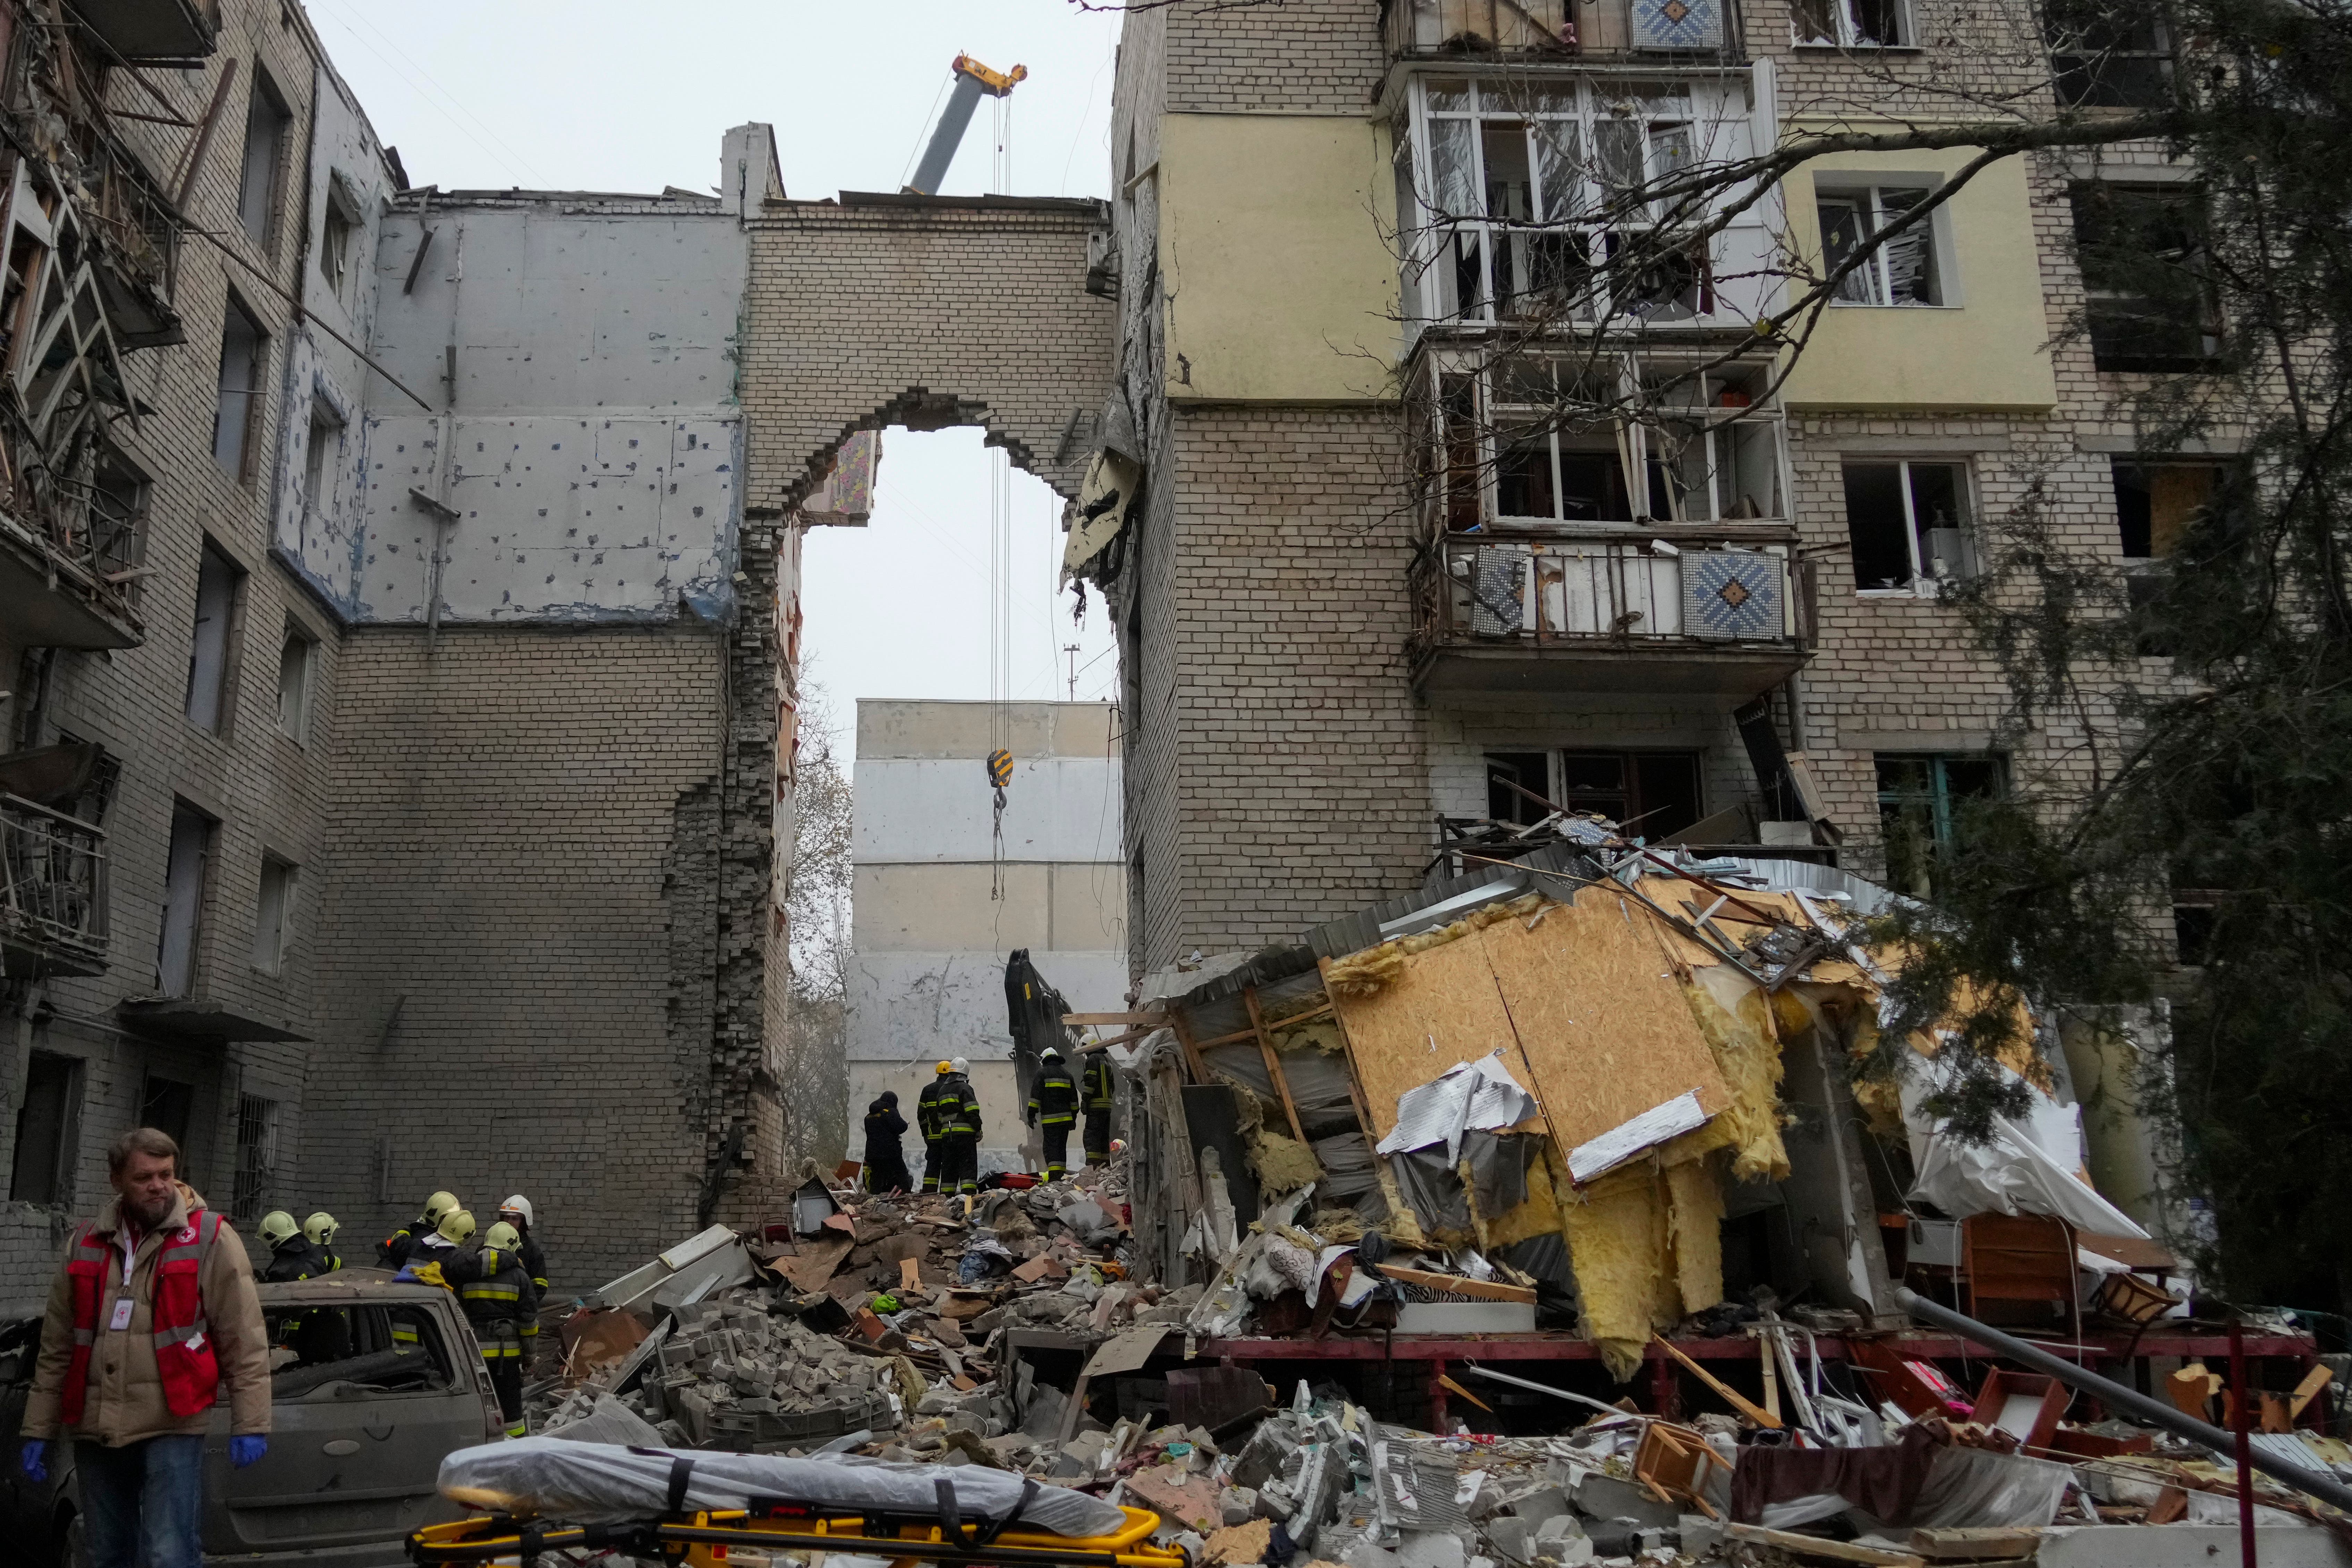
[1063,644,1081,701]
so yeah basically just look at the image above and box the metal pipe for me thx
[1454,1361,1645,1423]
[1895,1287,2352,1514]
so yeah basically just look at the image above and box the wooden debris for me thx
[1727,1524,1924,1567]
[1202,1519,1274,1566]
[1376,1264,1536,1304]
[1909,1528,2043,1561]
[1655,1334,1782,1429]
[898,1256,923,1290]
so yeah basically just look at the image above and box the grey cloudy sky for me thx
[320,1,1126,747]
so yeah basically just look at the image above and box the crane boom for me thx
[903,53,1027,197]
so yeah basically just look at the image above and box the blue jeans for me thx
[76,1434,205,1568]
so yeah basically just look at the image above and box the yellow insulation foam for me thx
[1683,964,1793,1182]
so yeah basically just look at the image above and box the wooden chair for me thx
[1960,1212,2080,1340]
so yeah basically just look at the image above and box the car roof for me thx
[256,1267,451,1306]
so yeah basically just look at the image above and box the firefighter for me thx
[941,1056,983,1197]
[303,1211,342,1273]
[259,1210,321,1283]
[863,1092,913,1194]
[1081,1046,1116,1167]
[1025,1045,1080,1181]
[497,1195,549,1352]
[378,1189,460,1268]
[443,1219,536,1439]
[915,1060,955,1195]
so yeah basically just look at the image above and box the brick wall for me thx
[1164,0,1386,116]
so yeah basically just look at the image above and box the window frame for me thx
[251,855,295,975]
[1792,0,1915,48]
[317,173,362,302]
[1813,179,1958,308]
[213,290,269,481]
[8,1051,82,1206]
[1841,457,1979,595]
[156,800,215,999]
[1875,751,2006,894]
[232,1092,278,1221]
[184,539,246,733]
[236,70,292,254]
[2069,180,2219,373]
[2047,1,2173,109]
[275,624,317,744]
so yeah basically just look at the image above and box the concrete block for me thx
[2034,1526,2352,1568]
[1572,1475,1680,1531]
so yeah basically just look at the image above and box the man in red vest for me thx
[18,1127,271,1568]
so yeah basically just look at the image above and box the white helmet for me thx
[499,1194,534,1229]
[951,1056,970,1075]
[1043,1043,1064,1060]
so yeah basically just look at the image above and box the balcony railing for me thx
[0,792,108,976]
[1386,0,1742,59]
[1410,528,1812,697]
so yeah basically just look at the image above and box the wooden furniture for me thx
[1960,1213,2080,1339]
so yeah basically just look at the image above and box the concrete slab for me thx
[2035,1526,2352,1568]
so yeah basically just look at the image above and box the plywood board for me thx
[1479,885,1732,1154]
[1325,939,1523,1139]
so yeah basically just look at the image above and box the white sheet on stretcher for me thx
[438,1437,1128,1536]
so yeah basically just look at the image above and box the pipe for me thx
[1454,1361,1644,1423]
[1895,1287,2352,1514]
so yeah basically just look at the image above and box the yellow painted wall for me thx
[1159,113,1401,402]
[1778,143,2058,412]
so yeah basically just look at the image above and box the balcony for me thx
[0,792,108,978]
[1386,0,1741,60]
[66,0,221,62]
[0,454,145,650]
[1410,529,1812,699]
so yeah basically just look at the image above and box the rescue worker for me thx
[1081,1046,1116,1167]
[915,1061,955,1195]
[495,1196,548,1353]
[441,1220,536,1439]
[940,1056,983,1197]
[258,1211,320,1283]
[1025,1045,1080,1181]
[302,1212,342,1274]
[391,1209,476,1354]
[863,1092,913,1194]
[377,1190,460,1268]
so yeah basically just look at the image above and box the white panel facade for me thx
[852,757,1124,864]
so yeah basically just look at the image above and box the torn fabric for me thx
[1900,1061,2148,1239]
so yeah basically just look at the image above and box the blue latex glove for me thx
[230,1435,266,1469]
[19,1440,45,1482]
[392,1265,419,1283]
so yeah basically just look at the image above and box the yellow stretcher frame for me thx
[409,1502,1186,1568]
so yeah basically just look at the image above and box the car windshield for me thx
[263,1301,453,1400]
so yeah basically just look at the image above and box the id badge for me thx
[108,1297,134,1332]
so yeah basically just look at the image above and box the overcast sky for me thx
[316,0,1126,753]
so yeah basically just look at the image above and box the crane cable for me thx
[986,88,1016,905]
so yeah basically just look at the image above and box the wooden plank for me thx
[1653,1335,1783,1429]
[1245,987,1308,1143]
[1727,1525,1924,1567]
[1377,1264,1536,1304]
[1169,1012,1209,1084]
[1064,1012,1167,1026]
[1908,1529,2043,1561]
[2291,1361,2334,1419]
[1477,886,1731,1155]
[1324,937,1523,1139]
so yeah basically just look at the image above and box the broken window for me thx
[237,72,291,251]
[318,180,357,299]
[138,1073,195,1150]
[252,856,295,974]
[1485,752,1553,824]
[9,1051,81,1205]
[301,397,341,548]
[2047,0,2171,108]
[1817,184,1946,306]
[1793,0,1913,46]
[156,800,213,998]
[1842,460,1975,593]
[2070,182,2216,372]
[2110,459,2221,560]
[1875,753,2004,897]
[86,449,148,598]
[232,1093,278,1220]
[276,626,316,743]
[185,541,244,731]
[1401,76,1747,328]
[213,294,267,478]
[1558,751,1703,839]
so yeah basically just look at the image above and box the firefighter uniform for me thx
[1026,1050,1080,1180]
[940,1071,983,1196]
[261,1212,322,1283]
[916,1066,955,1194]
[445,1226,537,1438]
[1081,1049,1116,1164]
[498,1197,550,1351]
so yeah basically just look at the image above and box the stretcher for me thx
[405,1436,1188,1568]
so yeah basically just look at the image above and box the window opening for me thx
[1484,752,1553,825]
[2048,0,2171,108]
[236,74,290,250]
[213,294,267,478]
[2070,183,2214,372]
[1558,750,1703,838]
[1842,459,1975,592]
[1817,184,1944,305]
[9,1051,80,1204]
[137,1073,195,1151]
[318,184,355,299]
[252,857,294,974]
[157,800,212,997]
[87,449,148,599]
[1875,753,2004,896]
[301,398,341,549]
[1794,0,1912,46]
[276,628,315,742]
[2111,460,2219,560]
[184,541,243,731]
[232,1093,277,1221]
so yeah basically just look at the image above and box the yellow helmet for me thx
[303,1211,339,1246]
[258,1210,300,1246]
[423,1190,461,1226]
[485,1220,521,1252]
[936,1060,954,1075]
[437,1209,476,1245]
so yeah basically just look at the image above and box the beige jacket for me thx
[21,1181,272,1445]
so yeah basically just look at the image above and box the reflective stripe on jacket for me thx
[916,1079,953,1143]
[1028,1062,1078,1126]
[1082,1052,1115,1109]
[942,1074,981,1137]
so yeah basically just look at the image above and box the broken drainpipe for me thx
[1895,1287,2352,1515]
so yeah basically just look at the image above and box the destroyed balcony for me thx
[1410,529,1813,699]
[0,792,108,978]
[1385,0,1744,60]
[0,445,147,650]
[64,0,221,62]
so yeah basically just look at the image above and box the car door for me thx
[204,1288,494,1559]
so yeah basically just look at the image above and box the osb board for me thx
[1324,940,1523,1140]
[1479,885,1732,1154]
